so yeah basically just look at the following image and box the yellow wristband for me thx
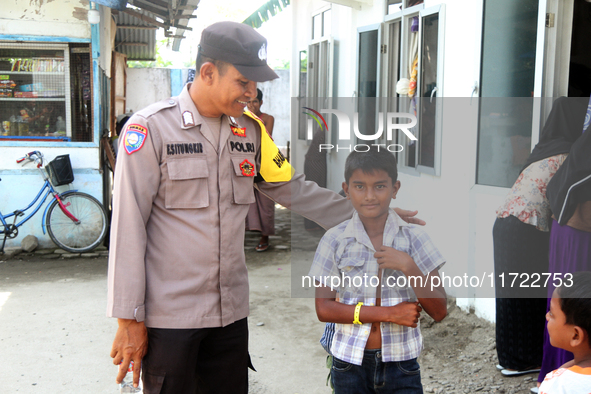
[353,302,363,325]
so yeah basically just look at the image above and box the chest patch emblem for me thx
[182,111,195,127]
[231,126,246,137]
[124,124,148,155]
[240,159,255,177]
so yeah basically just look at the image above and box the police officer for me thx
[107,21,422,393]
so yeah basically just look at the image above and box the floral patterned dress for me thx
[496,154,568,231]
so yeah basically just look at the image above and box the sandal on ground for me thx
[501,367,541,377]
[255,242,270,252]
[530,387,539,393]
[496,364,504,371]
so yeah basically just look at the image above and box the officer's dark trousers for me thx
[142,318,251,394]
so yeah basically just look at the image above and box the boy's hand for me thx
[387,301,422,327]
[375,246,413,272]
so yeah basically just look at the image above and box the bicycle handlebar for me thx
[17,151,44,168]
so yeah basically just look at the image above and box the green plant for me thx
[128,39,174,68]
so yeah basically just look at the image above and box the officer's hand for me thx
[393,208,426,226]
[110,319,148,388]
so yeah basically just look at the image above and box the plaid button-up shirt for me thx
[309,209,445,365]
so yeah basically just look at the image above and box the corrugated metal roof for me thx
[114,9,157,61]
[112,0,200,60]
[171,0,200,51]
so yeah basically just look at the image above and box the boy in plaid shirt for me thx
[309,147,447,393]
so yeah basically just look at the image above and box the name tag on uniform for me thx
[167,142,203,155]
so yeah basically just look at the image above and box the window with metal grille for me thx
[0,42,92,142]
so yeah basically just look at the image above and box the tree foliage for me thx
[128,39,174,68]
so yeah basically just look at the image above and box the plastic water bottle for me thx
[55,116,66,133]
[120,361,142,393]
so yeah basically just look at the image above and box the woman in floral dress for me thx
[493,97,587,376]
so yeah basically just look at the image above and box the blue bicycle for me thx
[0,151,108,254]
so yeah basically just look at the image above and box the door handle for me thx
[430,86,438,103]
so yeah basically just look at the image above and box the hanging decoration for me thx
[395,16,420,118]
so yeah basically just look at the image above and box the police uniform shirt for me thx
[202,115,222,150]
[107,84,354,329]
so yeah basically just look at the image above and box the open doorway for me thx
[568,0,591,97]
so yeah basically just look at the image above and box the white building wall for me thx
[0,148,103,249]
[126,68,172,114]
[0,0,91,39]
[100,6,116,79]
[291,0,504,321]
[257,69,291,150]
[0,1,114,250]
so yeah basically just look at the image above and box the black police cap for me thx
[198,21,279,82]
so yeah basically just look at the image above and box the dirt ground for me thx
[246,207,540,394]
[0,206,540,393]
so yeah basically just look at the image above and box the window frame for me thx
[386,0,425,16]
[0,42,72,141]
[296,49,308,141]
[0,36,96,148]
[355,23,383,146]
[382,4,445,176]
[305,37,335,143]
[415,4,445,176]
[356,23,383,98]
[311,6,332,41]
[474,0,544,188]
[300,5,335,142]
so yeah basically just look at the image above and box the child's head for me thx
[247,88,264,115]
[547,271,591,352]
[342,147,400,220]
[116,115,131,137]
[344,146,398,185]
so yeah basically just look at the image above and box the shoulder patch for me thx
[124,124,148,155]
[182,111,195,127]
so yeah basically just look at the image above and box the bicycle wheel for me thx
[46,192,108,253]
